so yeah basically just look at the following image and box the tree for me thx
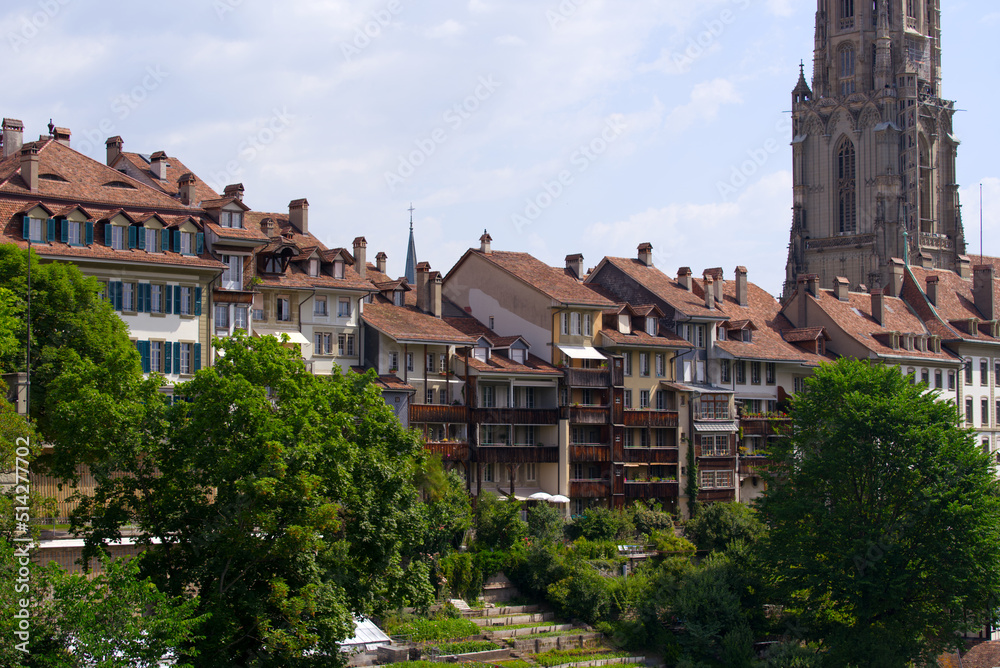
[757,359,1000,666]
[566,506,633,542]
[527,501,565,545]
[684,502,765,554]
[473,492,527,551]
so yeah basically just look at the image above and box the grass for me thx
[522,629,589,639]
[496,660,534,668]
[533,648,629,667]
[386,663,440,668]
[491,621,554,631]
[384,617,480,642]
[427,640,501,655]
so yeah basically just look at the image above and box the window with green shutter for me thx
[85,222,94,245]
[194,287,202,316]
[164,342,173,374]
[47,218,55,242]
[173,286,182,315]
[194,343,201,372]
[161,230,170,252]
[136,226,146,250]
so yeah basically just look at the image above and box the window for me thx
[966,397,974,424]
[561,313,569,335]
[983,398,990,427]
[526,462,536,481]
[220,211,243,228]
[765,363,776,385]
[639,390,650,409]
[581,389,593,405]
[147,341,162,373]
[122,282,136,312]
[426,353,434,372]
[333,260,345,279]
[26,218,43,242]
[179,343,193,375]
[525,387,535,408]
[523,426,536,446]
[314,296,328,316]
[571,312,581,335]
[215,304,230,329]
[700,394,729,420]
[934,369,942,389]
[68,220,82,246]
[721,359,731,383]
[695,325,705,348]
[700,470,734,489]
[623,353,632,376]
[655,354,665,377]
[839,0,854,20]
[583,313,592,336]
[426,388,434,405]
[276,296,291,322]
[646,317,657,336]
[700,434,731,457]
[144,227,157,252]
[640,353,650,377]
[656,391,667,411]
[406,352,414,372]
[965,359,973,384]
[489,316,495,329]
[309,259,319,277]
[982,359,990,386]
[337,333,355,356]
[921,369,929,386]
[234,306,248,331]
[439,354,447,373]
[388,352,399,371]
[221,255,242,289]
[948,370,956,390]
[484,463,494,483]
[111,224,124,250]
[180,287,193,316]
[623,430,633,447]
[560,387,569,407]
[907,0,917,19]
[735,360,746,384]
[839,43,856,95]
[482,386,496,408]
[315,332,332,355]
[997,400,1000,427]
[150,284,163,314]
[837,139,857,234]
[639,429,649,448]
[180,231,192,255]
[751,362,761,385]
[996,360,1000,385]
[338,297,351,317]
[393,290,404,306]
[624,390,632,409]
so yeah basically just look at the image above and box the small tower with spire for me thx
[404,203,417,286]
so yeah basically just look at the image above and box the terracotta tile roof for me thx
[594,257,726,319]
[114,152,220,205]
[600,327,694,349]
[201,196,249,211]
[938,640,1000,668]
[441,317,560,375]
[469,250,616,307]
[363,303,477,345]
[442,317,524,347]
[782,327,827,343]
[204,221,270,243]
[907,266,1000,343]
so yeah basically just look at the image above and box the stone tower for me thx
[783,0,964,298]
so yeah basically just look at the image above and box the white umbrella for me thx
[528,492,552,501]
[549,495,570,503]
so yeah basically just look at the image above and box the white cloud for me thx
[664,78,742,133]
[495,34,526,47]
[424,19,466,39]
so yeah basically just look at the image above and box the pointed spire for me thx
[404,204,417,285]
[793,59,812,105]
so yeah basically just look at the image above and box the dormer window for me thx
[511,348,526,363]
[473,345,489,362]
[645,317,657,336]
[219,211,243,229]
[67,220,82,246]
[309,259,319,277]
[144,227,158,252]
[334,260,344,279]
[741,329,753,343]
[24,217,44,242]
[263,256,281,273]
[110,225,125,250]
[393,290,403,306]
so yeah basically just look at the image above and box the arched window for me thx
[840,0,855,28]
[839,43,856,95]
[837,139,857,234]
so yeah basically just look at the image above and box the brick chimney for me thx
[105,135,122,165]
[150,151,168,180]
[20,144,38,192]
[926,274,939,306]
[289,199,308,235]
[705,268,723,303]
[917,252,934,269]
[735,266,748,307]
[833,276,850,302]
[353,237,367,279]
[566,253,584,279]
[480,230,492,254]
[375,252,387,274]
[430,271,443,318]
[703,275,715,310]
[223,183,244,201]
[637,242,653,267]
[795,275,812,327]
[871,289,886,326]
[52,126,70,147]
[886,258,905,297]
[416,261,431,313]
[3,119,23,159]
[957,255,972,280]
[677,267,693,292]
[178,173,197,206]
[973,265,996,321]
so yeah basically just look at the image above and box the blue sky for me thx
[2,0,997,296]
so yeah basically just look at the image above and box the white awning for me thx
[694,421,738,433]
[557,345,606,360]
[253,328,310,345]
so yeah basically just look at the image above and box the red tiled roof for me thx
[600,327,694,349]
[907,266,1000,343]
[782,327,827,343]
[114,152,220,206]
[467,250,616,307]
[363,303,477,345]
[593,257,726,319]
[441,316,560,375]
[938,640,1000,668]
[204,221,270,243]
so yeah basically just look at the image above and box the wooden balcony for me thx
[698,488,736,502]
[738,455,773,476]
[409,404,469,424]
[695,445,735,458]
[472,408,559,425]
[622,448,679,464]
[624,481,679,499]
[739,414,791,437]
[560,406,610,424]
[425,442,469,462]
[570,480,610,498]
[564,368,610,388]
[623,410,679,428]
[570,444,611,462]
[476,445,559,464]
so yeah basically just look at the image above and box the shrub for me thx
[628,502,674,537]
[546,564,616,625]
[385,617,480,642]
[527,501,565,545]
[429,640,500,655]
[508,544,566,599]
[567,507,634,542]
[474,493,527,551]
[439,552,483,602]
[683,502,765,554]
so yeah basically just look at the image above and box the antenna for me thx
[408,203,415,230]
[981,183,984,265]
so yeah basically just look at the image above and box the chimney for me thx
[480,229,492,254]
[3,119,24,159]
[735,266,748,307]
[703,275,716,310]
[678,267,693,292]
[178,173,197,206]
[957,255,972,280]
[637,242,653,267]
[917,252,934,269]
[796,275,813,328]
[289,199,308,235]
[833,276,850,302]
[416,262,431,313]
[105,135,123,165]
[375,252,387,274]
[53,127,71,147]
[973,265,996,321]
[871,289,886,326]
[926,274,939,306]
[223,183,244,201]
[704,268,723,303]
[353,237,367,279]
[886,258,905,297]
[20,144,38,192]
[566,253,584,279]
[150,151,168,180]
[804,273,819,297]
[430,272,442,318]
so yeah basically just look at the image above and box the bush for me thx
[648,529,696,557]
[384,617,480,642]
[628,502,674,538]
[571,537,621,561]
[438,552,483,602]
[474,492,527,551]
[527,501,565,545]
[429,640,500,655]
[567,507,634,542]
[546,564,616,625]
[684,502,765,554]
[508,544,566,599]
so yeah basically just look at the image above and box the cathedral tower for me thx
[783,0,964,298]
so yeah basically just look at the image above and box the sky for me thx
[2,0,998,297]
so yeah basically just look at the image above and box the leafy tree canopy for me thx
[684,502,766,555]
[473,492,527,551]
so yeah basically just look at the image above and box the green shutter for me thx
[172,231,181,253]
[59,219,68,244]
[47,218,55,242]
[128,225,137,249]
[21,216,29,241]
[113,282,123,311]
[173,286,181,315]
[161,229,169,252]
[140,283,149,313]
[145,284,152,313]
[196,232,204,255]
[137,226,146,250]
[105,223,113,247]
[194,343,202,372]
[173,343,181,372]
[139,341,150,374]
[85,222,94,245]
[194,287,202,316]
[164,342,172,374]
[165,284,173,313]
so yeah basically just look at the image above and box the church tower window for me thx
[837,139,857,234]
[839,43,856,95]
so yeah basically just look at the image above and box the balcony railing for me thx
[739,414,791,437]
[409,404,469,424]
[570,444,611,462]
[473,408,559,425]
[738,455,772,476]
[695,410,731,420]
[624,481,679,499]
[564,368,610,388]
[623,410,679,428]
[695,445,735,458]
[476,445,559,464]
[425,442,469,462]
[560,405,610,424]
[622,448,679,464]
[570,480,609,498]
[698,488,736,502]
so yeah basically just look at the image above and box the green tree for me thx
[566,506,634,542]
[685,443,699,519]
[628,501,674,538]
[758,359,1000,667]
[527,501,565,545]
[473,492,527,551]
[684,502,766,554]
